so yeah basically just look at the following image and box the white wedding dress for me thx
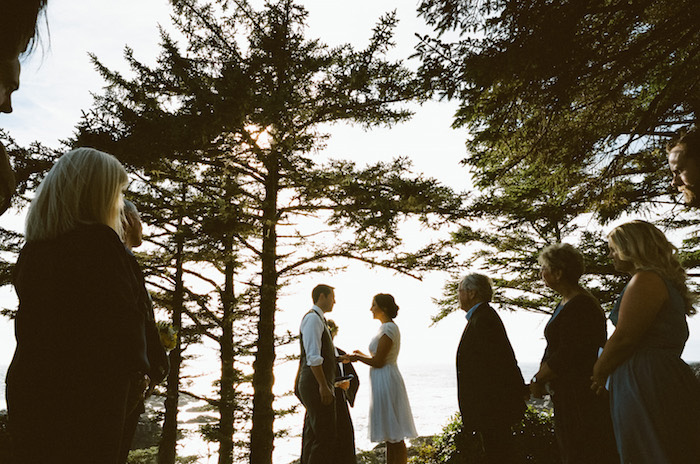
[368,321,418,443]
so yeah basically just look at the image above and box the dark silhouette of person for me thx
[456,273,526,464]
[294,284,356,463]
[117,200,169,463]
[7,148,148,464]
[0,0,48,214]
[327,319,359,464]
[530,243,618,464]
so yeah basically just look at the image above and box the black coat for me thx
[456,302,526,431]
[542,294,607,386]
[7,224,148,464]
[541,294,618,464]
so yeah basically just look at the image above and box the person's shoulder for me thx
[301,309,322,324]
[69,223,121,242]
[626,270,668,298]
[567,293,601,311]
[21,224,124,260]
[628,270,666,290]
[381,321,399,337]
[475,302,499,319]
[61,224,130,266]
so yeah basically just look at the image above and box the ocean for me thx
[0,361,538,463]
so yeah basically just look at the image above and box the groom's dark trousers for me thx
[295,309,342,464]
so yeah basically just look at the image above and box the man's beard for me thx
[681,186,700,207]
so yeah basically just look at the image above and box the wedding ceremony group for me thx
[2,0,700,464]
[295,179,700,464]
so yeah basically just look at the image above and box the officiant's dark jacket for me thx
[456,302,526,431]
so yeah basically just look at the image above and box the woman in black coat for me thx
[529,243,618,464]
[6,147,149,464]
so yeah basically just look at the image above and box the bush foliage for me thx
[409,406,560,464]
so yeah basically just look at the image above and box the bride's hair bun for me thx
[374,293,399,318]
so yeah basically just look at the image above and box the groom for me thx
[295,284,356,464]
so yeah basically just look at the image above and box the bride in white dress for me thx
[346,293,417,464]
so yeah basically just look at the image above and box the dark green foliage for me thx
[414,0,699,220]
[130,408,166,451]
[127,447,198,464]
[0,132,61,301]
[513,408,560,464]
[416,0,700,321]
[409,407,560,464]
[416,0,699,196]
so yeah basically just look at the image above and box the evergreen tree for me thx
[415,0,700,320]
[0,131,59,302]
[415,0,699,219]
[74,1,466,463]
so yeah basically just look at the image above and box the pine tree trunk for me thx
[250,156,279,464]
[159,231,185,464]
[218,236,236,464]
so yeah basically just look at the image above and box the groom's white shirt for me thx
[300,305,329,367]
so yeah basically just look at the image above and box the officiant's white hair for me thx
[25,147,128,242]
[458,273,493,302]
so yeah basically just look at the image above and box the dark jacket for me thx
[456,302,526,430]
[336,347,359,407]
[542,294,618,464]
[7,223,148,464]
[542,294,607,387]
[125,250,169,386]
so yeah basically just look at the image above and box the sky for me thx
[2,0,700,460]
[0,0,558,371]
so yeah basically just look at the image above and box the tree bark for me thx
[250,153,279,464]
[218,235,236,464]
[158,227,185,464]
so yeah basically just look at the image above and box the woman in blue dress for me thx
[592,220,700,463]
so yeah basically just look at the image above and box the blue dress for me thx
[609,279,700,463]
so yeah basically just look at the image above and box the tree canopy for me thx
[416,0,699,221]
[416,0,700,321]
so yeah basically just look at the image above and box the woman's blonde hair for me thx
[25,147,128,242]
[608,220,695,315]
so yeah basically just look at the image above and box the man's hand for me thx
[319,383,334,405]
[590,375,607,396]
[334,379,351,391]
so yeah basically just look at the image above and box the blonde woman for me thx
[592,220,700,463]
[6,148,149,463]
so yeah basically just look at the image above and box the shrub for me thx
[409,406,560,464]
[127,447,198,464]
[0,410,13,464]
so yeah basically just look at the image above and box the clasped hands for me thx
[338,350,365,364]
[590,375,607,396]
